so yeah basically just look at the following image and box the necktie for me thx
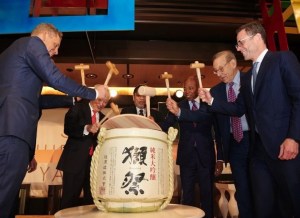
[90,110,97,156]
[191,100,198,111]
[191,100,198,127]
[139,109,144,116]
[228,82,243,142]
[92,110,97,124]
[252,62,258,91]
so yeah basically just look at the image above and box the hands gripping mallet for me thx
[160,72,173,98]
[190,61,205,88]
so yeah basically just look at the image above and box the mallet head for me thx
[106,61,119,75]
[137,86,156,97]
[190,61,205,69]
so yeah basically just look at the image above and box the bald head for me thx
[212,50,239,84]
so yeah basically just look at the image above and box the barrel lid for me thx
[101,114,162,131]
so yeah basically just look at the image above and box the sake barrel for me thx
[90,114,178,213]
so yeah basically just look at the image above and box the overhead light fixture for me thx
[175,90,184,98]
[109,89,118,98]
[66,68,74,72]
[122,73,134,79]
[86,73,97,79]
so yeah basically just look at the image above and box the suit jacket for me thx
[121,106,165,123]
[212,51,300,159]
[57,100,104,174]
[0,36,96,153]
[163,99,222,167]
[210,73,249,163]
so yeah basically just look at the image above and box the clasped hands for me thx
[87,123,100,134]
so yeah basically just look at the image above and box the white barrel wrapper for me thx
[90,126,177,213]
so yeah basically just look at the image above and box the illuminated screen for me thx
[0,0,134,34]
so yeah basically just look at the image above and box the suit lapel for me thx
[220,83,227,101]
[83,103,93,124]
[254,51,272,96]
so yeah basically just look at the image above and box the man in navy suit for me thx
[209,50,253,218]
[121,85,165,123]
[164,75,223,218]
[199,21,300,218]
[57,89,110,209]
[0,23,107,217]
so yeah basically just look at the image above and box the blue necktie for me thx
[252,62,258,91]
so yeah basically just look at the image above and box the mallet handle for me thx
[146,96,151,117]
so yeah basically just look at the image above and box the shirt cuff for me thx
[95,89,99,99]
[208,97,214,106]
[176,108,181,118]
[83,125,89,135]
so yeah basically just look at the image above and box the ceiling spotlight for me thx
[175,90,184,98]
[86,73,97,79]
[66,68,74,72]
[109,89,118,98]
[122,73,134,79]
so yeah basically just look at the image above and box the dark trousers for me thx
[180,160,214,218]
[60,163,93,209]
[250,134,300,218]
[229,131,253,218]
[0,136,29,218]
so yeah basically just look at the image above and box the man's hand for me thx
[198,88,213,104]
[214,161,224,177]
[87,123,100,134]
[278,138,299,160]
[27,157,37,173]
[148,115,154,121]
[94,84,109,100]
[166,98,180,116]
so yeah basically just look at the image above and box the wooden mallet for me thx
[104,61,119,86]
[75,63,90,85]
[137,86,156,117]
[98,102,120,125]
[160,72,173,98]
[190,61,205,88]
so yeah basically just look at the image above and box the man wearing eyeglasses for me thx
[167,51,253,218]
[211,50,253,218]
[199,21,300,218]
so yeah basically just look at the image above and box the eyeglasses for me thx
[213,60,231,75]
[235,35,254,49]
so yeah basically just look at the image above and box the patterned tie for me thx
[252,62,258,91]
[90,110,97,156]
[191,100,198,127]
[191,100,198,111]
[139,109,144,116]
[228,82,243,142]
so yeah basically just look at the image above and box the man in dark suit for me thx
[121,85,165,123]
[0,23,107,218]
[164,75,223,218]
[204,50,254,218]
[57,89,110,209]
[199,21,300,218]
